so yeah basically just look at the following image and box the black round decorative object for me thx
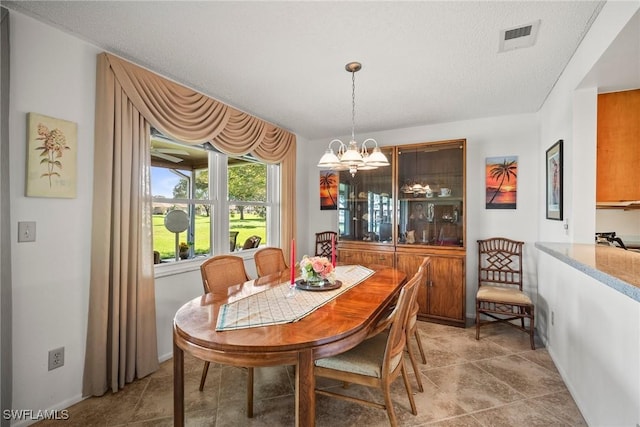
[295,279,342,291]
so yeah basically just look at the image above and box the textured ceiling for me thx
[6,1,607,140]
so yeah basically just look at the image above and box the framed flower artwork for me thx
[26,112,77,198]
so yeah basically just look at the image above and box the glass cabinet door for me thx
[337,147,394,244]
[397,141,464,247]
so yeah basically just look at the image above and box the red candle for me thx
[290,239,296,284]
[331,234,336,267]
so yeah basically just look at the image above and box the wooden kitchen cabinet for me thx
[597,89,640,202]
[336,138,466,326]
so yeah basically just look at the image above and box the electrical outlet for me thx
[48,347,64,371]
[18,221,36,242]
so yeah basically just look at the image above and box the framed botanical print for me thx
[26,113,77,198]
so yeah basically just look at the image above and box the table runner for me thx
[216,265,375,331]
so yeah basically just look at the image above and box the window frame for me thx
[152,147,280,278]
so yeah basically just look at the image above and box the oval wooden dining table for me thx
[173,266,407,427]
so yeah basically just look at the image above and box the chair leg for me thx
[247,367,254,418]
[529,310,535,350]
[414,329,426,364]
[199,361,210,391]
[406,338,424,392]
[475,301,481,341]
[400,363,418,415]
[382,380,399,427]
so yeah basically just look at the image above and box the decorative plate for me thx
[295,279,342,291]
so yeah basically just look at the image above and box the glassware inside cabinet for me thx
[337,148,394,243]
[397,141,464,247]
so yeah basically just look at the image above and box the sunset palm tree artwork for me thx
[485,156,518,209]
[319,171,338,210]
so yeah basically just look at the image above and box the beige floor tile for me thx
[427,331,511,362]
[471,399,566,426]
[424,362,524,412]
[423,414,484,427]
[528,390,588,426]
[518,348,560,374]
[474,354,566,397]
[33,323,586,427]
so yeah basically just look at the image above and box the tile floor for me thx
[35,322,586,426]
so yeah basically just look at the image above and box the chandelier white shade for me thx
[317,62,389,176]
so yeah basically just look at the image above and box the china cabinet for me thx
[336,139,466,326]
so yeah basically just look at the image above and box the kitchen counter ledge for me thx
[535,242,640,302]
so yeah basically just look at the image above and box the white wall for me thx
[536,2,640,425]
[539,1,640,243]
[537,250,639,426]
[9,12,99,418]
[300,114,541,318]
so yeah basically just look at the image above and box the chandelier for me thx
[317,62,390,177]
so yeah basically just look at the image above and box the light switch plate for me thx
[18,221,36,242]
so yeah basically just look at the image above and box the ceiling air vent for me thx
[499,20,540,52]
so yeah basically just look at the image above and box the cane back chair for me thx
[199,255,255,417]
[254,247,288,277]
[476,237,535,349]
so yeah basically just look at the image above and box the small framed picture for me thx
[545,139,563,220]
[319,171,338,210]
[26,113,77,198]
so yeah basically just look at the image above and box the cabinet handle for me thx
[429,281,434,287]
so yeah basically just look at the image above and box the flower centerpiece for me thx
[299,255,335,285]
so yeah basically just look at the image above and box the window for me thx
[150,130,279,264]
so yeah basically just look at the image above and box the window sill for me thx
[153,248,262,279]
[154,257,204,278]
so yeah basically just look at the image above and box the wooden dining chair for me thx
[242,235,262,250]
[314,230,337,257]
[254,247,288,277]
[314,268,422,427]
[367,258,430,393]
[405,257,430,392]
[199,255,255,417]
[476,237,535,350]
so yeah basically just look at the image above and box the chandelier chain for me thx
[316,61,389,176]
[351,70,356,142]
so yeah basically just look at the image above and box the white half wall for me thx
[537,251,639,426]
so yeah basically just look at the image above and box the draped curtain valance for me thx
[84,53,296,397]
[105,53,296,161]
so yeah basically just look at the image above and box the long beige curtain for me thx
[84,53,296,396]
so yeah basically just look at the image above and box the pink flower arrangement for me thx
[299,255,335,283]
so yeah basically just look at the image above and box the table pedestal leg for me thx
[296,349,316,427]
[173,341,184,427]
